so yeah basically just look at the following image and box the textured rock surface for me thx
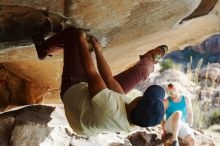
[0,65,50,110]
[0,1,220,145]
[0,0,219,79]
[0,104,216,146]
[0,0,65,13]
[0,0,219,107]
[181,0,218,22]
[198,63,220,87]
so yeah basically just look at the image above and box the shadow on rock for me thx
[180,0,218,23]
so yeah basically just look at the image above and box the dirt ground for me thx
[204,125,220,145]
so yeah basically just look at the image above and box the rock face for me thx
[181,0,218,22]
[0,65,49,111]
[0,1,220,145]
[0,104,216,146]
[197,63,220,109]
[0,4,69,51]
[0,0,64,13]
[0,0,219,99]
[0,1,200,49]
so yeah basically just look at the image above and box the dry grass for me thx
[160,55,220,128]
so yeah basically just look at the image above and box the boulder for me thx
[0,1,220,145]
[0,1,219,105]
[0,65,49,111]
[0,104,216,146]
[198,63,220,87]
[212,97,220,106]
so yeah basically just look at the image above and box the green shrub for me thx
[160,59,175,73]
[209,111,220,126]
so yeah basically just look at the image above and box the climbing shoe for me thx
[140,45,168,62]
[172,140,179,146]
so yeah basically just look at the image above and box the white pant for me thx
[165,112,194,139]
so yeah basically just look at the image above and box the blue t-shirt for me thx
[166,96,187,122]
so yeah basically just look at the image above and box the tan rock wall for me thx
[0,0,220,107]
[0,0,65,13]
[0,65,50,110]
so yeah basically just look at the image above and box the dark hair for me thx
[168,83,174,88]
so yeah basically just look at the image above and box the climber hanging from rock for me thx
[34,26,168,136]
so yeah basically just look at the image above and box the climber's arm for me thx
[79,33,107,99]
[91,37,124,94]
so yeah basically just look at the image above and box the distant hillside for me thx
[164,34,220,69]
